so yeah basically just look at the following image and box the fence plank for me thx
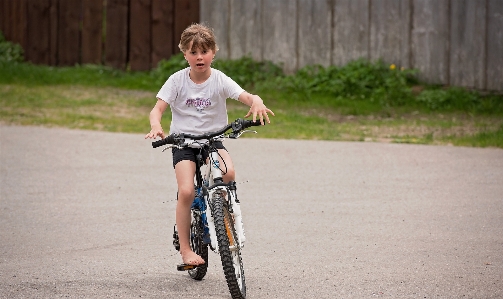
[486,0,503,91]
[6,0,498,91]
[26,0,51,64]
[129,0,151,71]
[174,0,199,53]
[411,0,449,84]
[449,0,486,89]
[58,0,81,66]
[370,0,411,67]
[297,0,331,68]
[106,0,129,69]
[49,0,58,66]
[7,0,13,40]
[262,0,297,73]
[333,0,370,66]
[1,0,12,41]
[151,0,174,68]
[82,0,103,65]
[400,0,412,68]
[200,0,229,59]
[11,0,28,52]
[229,0,262,61]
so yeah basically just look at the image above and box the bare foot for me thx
[180,250,205,265]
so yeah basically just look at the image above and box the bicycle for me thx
[152,118,262,299]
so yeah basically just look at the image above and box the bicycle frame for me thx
[153,118,261,299]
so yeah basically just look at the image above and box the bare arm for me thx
[238,91,275,125]
[145,99,169,139]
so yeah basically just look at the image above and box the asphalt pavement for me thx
[1,124,502,298]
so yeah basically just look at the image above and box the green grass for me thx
[445,124,503,148]
[1,59,502,148]
[0,84,156,132]
[0,62,157,91]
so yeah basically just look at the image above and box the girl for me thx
[145,23,274,265]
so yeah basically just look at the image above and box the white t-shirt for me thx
[156,67,245,135]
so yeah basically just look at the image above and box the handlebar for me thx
[152,118,262,148]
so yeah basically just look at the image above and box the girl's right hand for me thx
[145,125,166,139]
[146,99,169,139]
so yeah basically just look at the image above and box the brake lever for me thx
[162,143,188,152]
[162,145,177,152]
[229,130,257,139]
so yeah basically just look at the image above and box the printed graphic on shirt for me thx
[186,97,211,112]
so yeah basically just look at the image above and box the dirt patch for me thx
[301,107,503,143]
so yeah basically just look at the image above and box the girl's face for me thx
[184,45,215,75]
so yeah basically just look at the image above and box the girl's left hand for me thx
[244,94,275,125]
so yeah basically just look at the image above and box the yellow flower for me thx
[390,64,396,70]
[400,67,405,71]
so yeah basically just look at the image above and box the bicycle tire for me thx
[211,192,246,299]
[188,210,208,280]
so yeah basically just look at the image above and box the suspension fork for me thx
[208,144,224,184]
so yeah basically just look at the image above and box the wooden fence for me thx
[201,0,503,92]
[1,0,501,91]
[0,0,199,71]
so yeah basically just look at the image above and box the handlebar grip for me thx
[152,138,168,148]
[152,134,177,148]
[244,119,263,128]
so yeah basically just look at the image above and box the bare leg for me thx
[175,160,205,265]
[175,149,234,265]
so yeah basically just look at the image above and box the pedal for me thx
[177,264,197,271]
[173,225,180,251]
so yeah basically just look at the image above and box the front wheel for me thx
[211,192,246,299]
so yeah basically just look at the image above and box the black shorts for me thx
[172,141,226,168]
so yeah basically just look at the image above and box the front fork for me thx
[202,182,246,253]
[228,182,246,248]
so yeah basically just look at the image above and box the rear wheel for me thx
[188,210,208,280]
[211,192,246,299]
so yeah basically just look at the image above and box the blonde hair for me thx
[178,23,219,53]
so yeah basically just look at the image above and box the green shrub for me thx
[416,88,472,110]
[150,53,187,86]
[416,87,503,114]
[2,47,501,115]
[265,59,418,107]
[212,56,284,88]
[0,31,24,63]
[151,53,284,89]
